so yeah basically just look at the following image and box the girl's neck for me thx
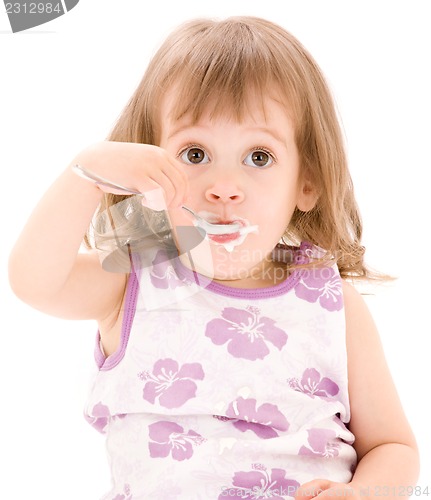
[178,254,289,290]
[212,260,289,289]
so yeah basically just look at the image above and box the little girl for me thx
[9,16,418,499]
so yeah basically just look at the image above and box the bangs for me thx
[154,17,303,125]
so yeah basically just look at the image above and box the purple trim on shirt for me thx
[174,241,312,299]
[94,265,140,371]
[93,332,105,369]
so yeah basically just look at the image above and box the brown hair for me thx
[90,16,383,280]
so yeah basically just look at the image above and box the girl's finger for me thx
[160,160,189,207]
[141,186,167,212]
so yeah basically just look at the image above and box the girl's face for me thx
[160,91,316,287]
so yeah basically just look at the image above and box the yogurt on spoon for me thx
[194,211,259,252]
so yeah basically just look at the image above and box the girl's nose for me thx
[205,180,245,205]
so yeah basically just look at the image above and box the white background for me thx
[1,1,430,497]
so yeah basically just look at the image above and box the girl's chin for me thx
[178,251,260,282]
[202,257,267,283]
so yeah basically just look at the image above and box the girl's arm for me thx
[295,281,419,499]
[343,280,419,491]
[8,141,187,322]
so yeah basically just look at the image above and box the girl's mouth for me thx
[196,212,258,251]
[208,230,242,244]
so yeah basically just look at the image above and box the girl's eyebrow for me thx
[246,126,287,145]
[167,123,195,140]
[168,124,287,145]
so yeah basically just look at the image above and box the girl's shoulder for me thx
[341,279,373,326]
[341,279,377,347]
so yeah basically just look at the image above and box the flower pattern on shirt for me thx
[222,397,289,439]
[205,306,288,360]
[299,428,340,458]
[111,484,132,500]
[295,266,343,311]
[139,358,204,408]
[287,368,339,398]
[84,401,110,434]
[148,420,206,461]
[219,463,300,499]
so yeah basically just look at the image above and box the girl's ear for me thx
[297,176,319,212]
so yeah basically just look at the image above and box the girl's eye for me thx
[244,149,274,168]
[179,146,209,165]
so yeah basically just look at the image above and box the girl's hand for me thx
[294,479,363,499]
[9,140,189,319]
[75,141,189,210]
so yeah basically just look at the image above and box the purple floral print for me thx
[205,306,288,360]
[223,397,289,439]
[295,266,343,311]
[84,402,110,434]
[219,463,299,499]
[287,368,339,398]
[299,428,340,458]
[148,420,205,461]
[111,484,132,500]
[150,250,184,289]
[139,358,204,408]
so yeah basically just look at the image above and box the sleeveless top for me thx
[84,241,357,499]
